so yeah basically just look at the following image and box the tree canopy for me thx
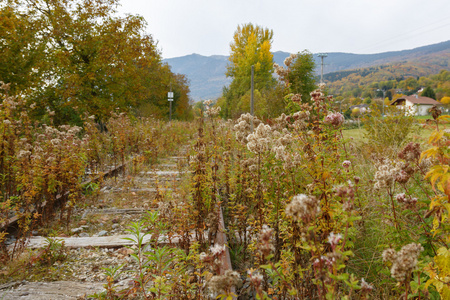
[0,0,192,124]
[421,86,436,100]
[287,50,317,102]
[222,23,276,118]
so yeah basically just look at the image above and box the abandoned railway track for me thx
[1,148,236,299]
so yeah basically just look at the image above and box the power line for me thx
[355,18,450,53]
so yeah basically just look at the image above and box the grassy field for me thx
[342,116,448,144]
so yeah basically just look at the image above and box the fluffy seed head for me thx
[285,194,320,222]
[382,243,423,282]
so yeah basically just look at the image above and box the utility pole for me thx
[251,65,254,131]
[251,65,254,116]
[317,53,328,84]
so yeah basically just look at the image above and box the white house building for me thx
[390,95,441,116]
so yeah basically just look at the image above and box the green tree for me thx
[287,50,316,102]
[421,86,436,99]
[223,23,275,118]
[0,4,46,94]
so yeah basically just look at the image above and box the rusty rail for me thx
[215,205,237,299]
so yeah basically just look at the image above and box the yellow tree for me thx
[440,96,450,105]
[223,23,275,118]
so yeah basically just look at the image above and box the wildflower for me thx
[246,123,273,154]
[342,200,353,211]
[51,138,62,146]
[310,89,325,103]
[418,157,433,171]
[207,270,241,294]
[327,232,342,249]
[3,119,11,125]
[204,106,221,118]
[210,244,226,256]
[395,193,406,202]
[290,110,310,130]
[313,255,334,269]
[373,160,402,189]
[398,142,421,162]
[342,160,351,168]
[284,53,297,67]
[234,113,261,144]
[273,63,288,79]
[395,193,417,208]
[17,150,31,159]
[285,194,320,222]
[248,164,258,173]
[258,225,274,255]
[273,145,286,160]
[291,93,302,103]
[395,169,410,184]
[323,112,345,127]
[382,243,423,282]
[292,110,309,120]
[248,269,263,286]
[360,278,374,292]
[68,126,82,135]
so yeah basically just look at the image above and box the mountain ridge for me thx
[163,40,450,101]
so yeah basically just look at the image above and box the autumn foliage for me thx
[0,0,192,124]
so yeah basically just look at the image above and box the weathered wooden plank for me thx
[0,281,20,290]
[82,208,147,216]
[0,281,104,300]
[104,187,172,193]
[140,170,187,176]
[20,233,197,249]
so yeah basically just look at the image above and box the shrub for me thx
[363,105,419,154]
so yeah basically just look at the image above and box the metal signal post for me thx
[168,91,174,121]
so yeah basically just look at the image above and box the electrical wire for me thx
[355,16,450,53]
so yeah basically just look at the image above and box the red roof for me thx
[391,95,440,105]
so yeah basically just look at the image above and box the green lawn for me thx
[341,128,367,143]
[342,120,449,145]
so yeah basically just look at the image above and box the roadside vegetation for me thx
[2,2,450,298]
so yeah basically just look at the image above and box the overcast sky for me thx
[118,0,450,59]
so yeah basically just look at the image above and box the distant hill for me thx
[164,54,231,101]
[164,40,450,101]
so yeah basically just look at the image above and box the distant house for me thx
[349,104,370,113]
[390,95,441,116]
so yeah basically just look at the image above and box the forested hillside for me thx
[165,40,450,101]
[325,62,450,108]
